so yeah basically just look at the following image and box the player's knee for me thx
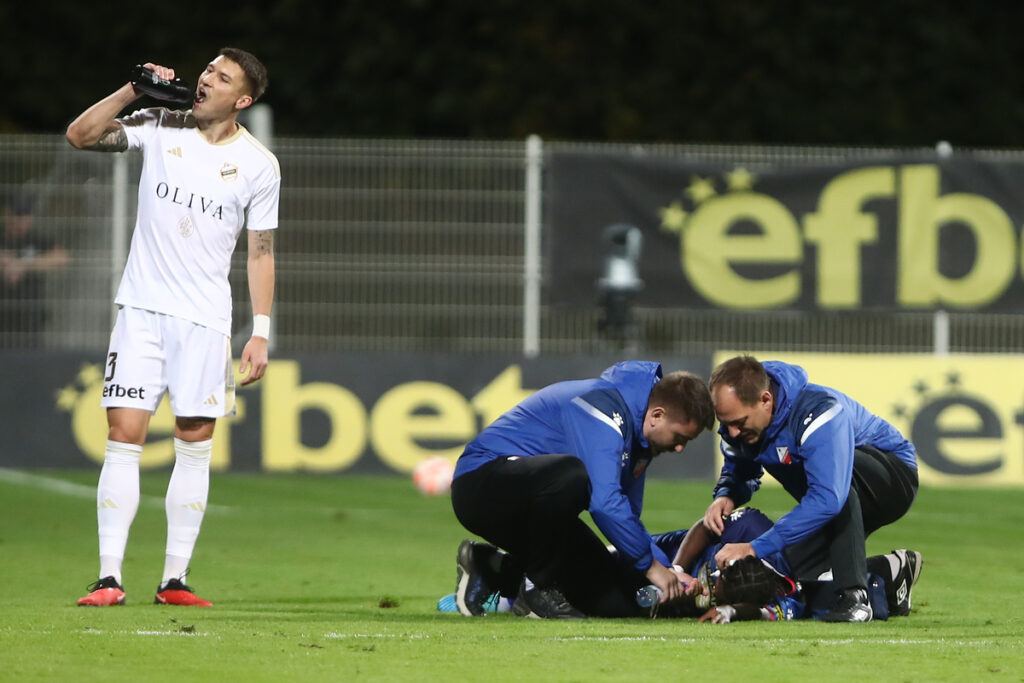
[174,416,216,441]
[107,425,145,446]
[106,408,150,445]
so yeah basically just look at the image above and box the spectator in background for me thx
[0,191,69,348]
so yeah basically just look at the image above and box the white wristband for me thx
[252,314,271,340]
[715,605,737,623]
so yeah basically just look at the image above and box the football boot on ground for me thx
[891,549,923,616]
[456,539,499,616]
[438,591,509,613]
[77,576,125,607]
[154,578,213,607]
[438,593,459,612]
[820,587,873,622]
[513,578,586,619]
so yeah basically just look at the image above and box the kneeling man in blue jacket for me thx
[451,361,715,619]
[706,355,918,623]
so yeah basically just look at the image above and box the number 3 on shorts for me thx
[105,352,118,382]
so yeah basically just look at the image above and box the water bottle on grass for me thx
[635,584,663,609]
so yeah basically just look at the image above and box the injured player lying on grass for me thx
[439,507,923,621]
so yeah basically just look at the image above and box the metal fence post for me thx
[933,309,949,355]
[111,153,129,331]
[523,135,543,358]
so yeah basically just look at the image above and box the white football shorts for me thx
[100,306,236,418]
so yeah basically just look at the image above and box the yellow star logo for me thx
[56,385,79,411]
[78,363,103,385]
[658,201,687,233]
[686,176,717,204]
[726,167,755,191]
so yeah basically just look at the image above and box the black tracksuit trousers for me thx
[784,446,919,592]
[451,454,645,617]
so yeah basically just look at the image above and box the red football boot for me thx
[77,576,126,606]
[154,578,213,607]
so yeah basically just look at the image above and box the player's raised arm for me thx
[65,62,176,150]
[65,86,135,151]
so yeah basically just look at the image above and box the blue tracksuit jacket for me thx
[713,361,917,558]
[453,361,670,572]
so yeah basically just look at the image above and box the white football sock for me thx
[885,552,901,581]
[161,554,191,588]
[96,440,143,585]
[162,438,211,584]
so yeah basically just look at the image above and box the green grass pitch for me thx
[0,470,1022,682]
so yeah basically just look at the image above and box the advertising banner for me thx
[710,352,1024,486]
[550,152,1024,312]
[7,351,1022,486]
[0,351,715,479]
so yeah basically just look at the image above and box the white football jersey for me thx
[115,108,280,336]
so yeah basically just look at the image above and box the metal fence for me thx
[3,132,1024,355]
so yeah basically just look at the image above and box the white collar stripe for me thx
[571,397,623,437]
[799,403,843,445]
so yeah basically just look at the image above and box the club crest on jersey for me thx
[776,446,792,464]
[177,214,195,238]
[220,162,239,183]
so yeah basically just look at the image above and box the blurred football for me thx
[412,456,455,496]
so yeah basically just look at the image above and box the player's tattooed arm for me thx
[254,229,274,256]
[83,124,128,152]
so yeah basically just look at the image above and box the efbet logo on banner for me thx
[549,153,1024,313]
[659,164,1019,310]
[57,363,236,470]
[55,360,536,474]
[711,353,1024,487]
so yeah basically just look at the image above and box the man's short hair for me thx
[649,370,715,432]
[718,555,780,606]
[709,355,769,405]
[219,47,268,101]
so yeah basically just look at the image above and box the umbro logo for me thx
[203,395,219,406]
[167,146,183,157]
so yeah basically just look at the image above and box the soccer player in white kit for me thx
[66,48,279,607]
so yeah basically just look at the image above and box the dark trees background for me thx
[4,0,1023,146]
